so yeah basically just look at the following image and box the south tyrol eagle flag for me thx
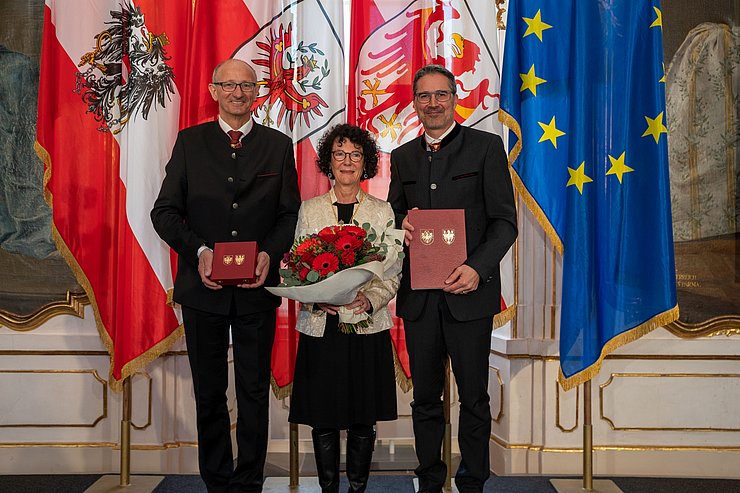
[186,0,345,398]
[348,0,514,389]
[499,0,678,390]
[37,0,191,389]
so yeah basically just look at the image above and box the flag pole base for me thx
[84,475,163,492]
[550,479,623,493]
[263,477,321,491]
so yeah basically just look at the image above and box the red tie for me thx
[228,130,243,149]
[428,140,441,152]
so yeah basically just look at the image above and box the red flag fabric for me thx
[37,0,191,389]
[349,0,515,388]
[186,0,345,398]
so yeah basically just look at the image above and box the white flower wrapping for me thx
[266,228,404,328]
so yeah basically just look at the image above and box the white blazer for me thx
[294,188,400,337]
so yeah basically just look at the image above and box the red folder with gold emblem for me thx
[408,209,466,290]
[211,241,258,285]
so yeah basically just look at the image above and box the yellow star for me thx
[538,116,565,148]
[659,62,665,83]
[520,64,547,96]
[642,111,668,143]
[566,162,593,194]
[650,6,662,29]
[606,151,634,184]
[523,9,552,41]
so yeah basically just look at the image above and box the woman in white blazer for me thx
[288,124,399,493]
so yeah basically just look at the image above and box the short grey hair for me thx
[412,64,456,94]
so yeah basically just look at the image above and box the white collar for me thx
[424,122,456,145]
[218,116,253,139]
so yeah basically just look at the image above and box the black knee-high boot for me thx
[312,428,340,493]
[346,427,375,493]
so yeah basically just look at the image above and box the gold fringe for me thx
[392,338,413,393]
[166,288,175,307]
[37,139,185,392]
[499,110,563,254]
[493,305,515,329]
[558,305,680,391]
[271,376,293,401]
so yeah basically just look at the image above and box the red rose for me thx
[340,225,366,238]
[318,226,339,243]
[312,252,339,276]
[340,250,356,266]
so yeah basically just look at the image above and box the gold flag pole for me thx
[550,379,623,493]
[84,376,163,492]
[289,422,299,488]
[443,357,452,491]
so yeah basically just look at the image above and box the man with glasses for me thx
[151,58,300,492]
[387,64,517,493]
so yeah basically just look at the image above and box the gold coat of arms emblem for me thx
[420,229,434,245]
[443,229,456,245]
[223,255,233,265]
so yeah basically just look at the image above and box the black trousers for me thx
[182,304,275,493]
[403,292,493,493]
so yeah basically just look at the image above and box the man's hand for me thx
[198,249,223,290]
[238,251,270,289]
[401,207,419,246]
[443,264,480,295]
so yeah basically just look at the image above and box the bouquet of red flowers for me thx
[279,224,386,286]
[267,221,404,332]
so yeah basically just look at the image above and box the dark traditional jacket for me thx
[388,123,517,322]
[151,120,300,315]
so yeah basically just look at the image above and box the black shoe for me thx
[346,429,375,493]
[312,428,340,493]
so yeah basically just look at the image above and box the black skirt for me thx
[288,315,398,429]
[288,201,398,429]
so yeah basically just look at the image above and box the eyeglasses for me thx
[414,90,455,104]
[213,81,257,93]
[332,150,364,162]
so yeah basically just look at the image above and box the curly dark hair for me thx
[315,124,380,181]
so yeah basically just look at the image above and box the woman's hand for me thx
[316,303,340,315]
[316,292,371,315]
[345,291,372,314]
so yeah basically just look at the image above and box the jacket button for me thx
[231,230,238,237]
[231,152,237,159]
[232,203,238,209]
[227,177,234,183]
[430,183,437,190]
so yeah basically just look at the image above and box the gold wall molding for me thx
[666,316,740,338]
[0,369,107,427]
[490,366,504,423]
[555,380,578,432]
[600,373,740,432]
[491,350,740,362]
[131,372,153,431]
[0,441,197,449]
[0,291,88,331]
[490,433,740,453]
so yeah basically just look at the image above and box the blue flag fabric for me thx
[499,0,678,389]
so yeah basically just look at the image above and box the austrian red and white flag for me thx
[349,0,515,386]
[37,0,190,389]
[187,0,345,397]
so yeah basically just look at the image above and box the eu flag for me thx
[499,0,679,389]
